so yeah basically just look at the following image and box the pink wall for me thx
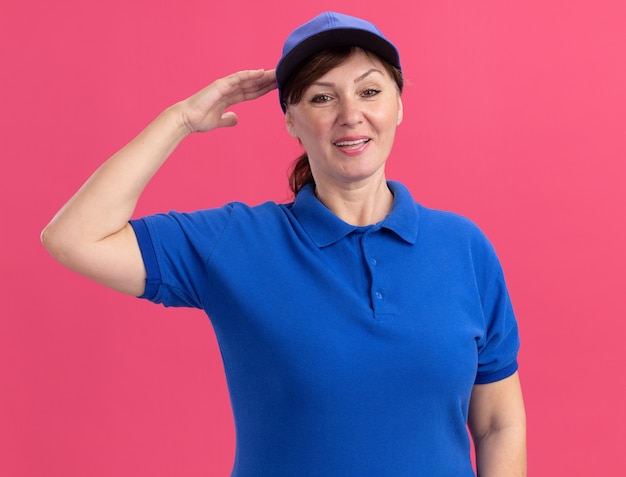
[2,0,625,475]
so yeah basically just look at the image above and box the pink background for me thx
[2,0,625,475]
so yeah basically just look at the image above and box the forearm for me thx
[42,103,189,253]
[474,424,527,477]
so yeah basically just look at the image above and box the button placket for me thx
[363,234,385,312]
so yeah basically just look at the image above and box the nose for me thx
[337,97,363,127]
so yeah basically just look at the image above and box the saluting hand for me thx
[179,69,277,133]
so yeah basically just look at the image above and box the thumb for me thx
[218,111,239,128]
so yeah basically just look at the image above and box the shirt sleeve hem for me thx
[474,360,518,385]
[129,218,161,300]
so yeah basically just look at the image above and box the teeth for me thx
[335,138,369,147]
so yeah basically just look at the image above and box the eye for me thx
[361,88,381,98]
[310,94,333,104]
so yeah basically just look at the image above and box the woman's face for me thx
[285,49,403,190]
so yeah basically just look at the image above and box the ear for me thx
[396,96,404,126]
[285,110,298,138]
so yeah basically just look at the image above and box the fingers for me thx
[227,69,277,91]
[182,69,277,133]
[219,69,277,106]
[211,70,275,130]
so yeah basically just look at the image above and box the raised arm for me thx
[41,69,277,296]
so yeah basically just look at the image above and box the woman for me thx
[42,12,526,477]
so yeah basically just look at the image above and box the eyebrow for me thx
[311,68,384,88]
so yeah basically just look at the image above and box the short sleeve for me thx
[129,205,235,309]
[474,257,520,384]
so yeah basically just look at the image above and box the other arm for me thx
[468,371,527,476]
[41,69,276,296]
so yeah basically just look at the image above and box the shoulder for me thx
[387,180,495,254]
[421,205,501,266]
[418,204,486,242]
[388,181,481,235]
[181,200,304,248]
[218,200,297,231]
[145,199,292,227]
[389,191,501,280]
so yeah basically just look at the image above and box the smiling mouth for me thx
[334,138,371,147]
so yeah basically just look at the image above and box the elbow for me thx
[40,221,72,265]
[40,222,56,254]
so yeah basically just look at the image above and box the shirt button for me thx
[375,291,383,300]
[370,258,378,266]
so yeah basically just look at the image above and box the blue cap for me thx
[276,12,401,111]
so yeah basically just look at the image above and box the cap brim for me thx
[276,28,400,88]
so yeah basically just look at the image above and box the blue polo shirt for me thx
[130,181,519,477]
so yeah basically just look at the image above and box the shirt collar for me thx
[291,181,419,248]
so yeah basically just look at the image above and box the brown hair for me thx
[280,46,404,196]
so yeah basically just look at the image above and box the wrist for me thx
[164,102,195,139]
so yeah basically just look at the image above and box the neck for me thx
[314,176,394,226]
